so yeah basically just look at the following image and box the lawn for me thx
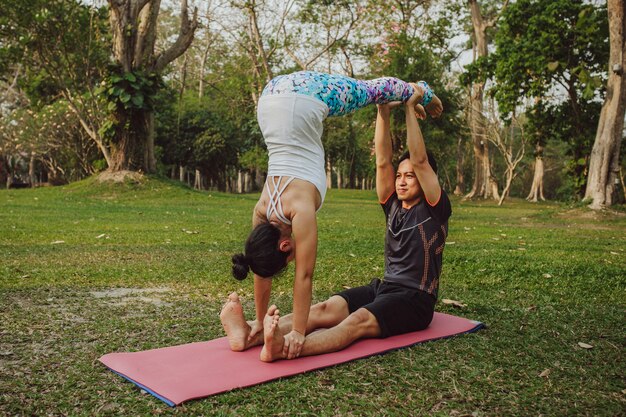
[1,176,624,416]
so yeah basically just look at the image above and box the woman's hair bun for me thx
[231,253,250,280]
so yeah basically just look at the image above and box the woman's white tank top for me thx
[257,93,328,205]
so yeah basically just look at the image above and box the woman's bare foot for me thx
[260,305,286,362]
[220,292,255,352]
[424,94,443,118]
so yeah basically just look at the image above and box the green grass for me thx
[1,176,625,416]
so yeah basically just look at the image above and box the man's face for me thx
[395,159,422,206]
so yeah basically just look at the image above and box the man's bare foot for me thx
[260,305,286,362]
[220,292,255,352]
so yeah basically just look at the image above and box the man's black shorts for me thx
[335,278,436,338]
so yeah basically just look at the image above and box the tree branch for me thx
[485,0,510,29]
[153,0,198,72]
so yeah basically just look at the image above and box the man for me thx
[220,84,451,361]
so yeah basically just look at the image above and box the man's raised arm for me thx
[405,85,441,205]
[375,104,396,203]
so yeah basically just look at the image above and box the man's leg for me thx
[220,293,349,352]
[260,307,381,362]
[220,292,260,351]
[278,295,350,332]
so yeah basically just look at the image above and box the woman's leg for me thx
[261,71,435,117]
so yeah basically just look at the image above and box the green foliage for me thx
[459,56,495,86]
[476,0,609,198]
[94,66,164,140]
[0,0,110,106]
[0,99,99,183]
[155,92,242,189]
[95,68,164,113]
[491,0,608,114]
[239,146,269,172]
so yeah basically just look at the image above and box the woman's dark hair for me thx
[397,150,438,174]
[231,223,290,280]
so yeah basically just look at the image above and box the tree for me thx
[584,0,626,208]
[524,101,549,202]
[491,0,608,198]
[463,0,509,200]
[0,0,111,184]
[0,100,100,185]
[484,100,526,205]
[283,0,363,71]
[102,0,198,173]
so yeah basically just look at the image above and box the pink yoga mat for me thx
[99,312,483,406]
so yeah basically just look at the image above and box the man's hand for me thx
[247,319,263,343]
[378,101,403,115]
[283,329,305,359]
[377,103,390,119]
[414,104,427,120]
[406,83,423,108]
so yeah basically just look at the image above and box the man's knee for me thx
[311,295,348,318]
[344,308,381,337]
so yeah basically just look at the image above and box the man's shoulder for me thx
[426,189,452,223]
[380,192,400,213]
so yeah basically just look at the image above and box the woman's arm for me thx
[253,274,272,322]
[283,207,317,359]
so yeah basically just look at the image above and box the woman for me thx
[228,71,443,358]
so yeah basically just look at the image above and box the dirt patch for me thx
[90,287,172,307]
[515,221,617,231]
[557,207,626,221]
[96,170,145,184]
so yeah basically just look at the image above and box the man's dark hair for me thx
[397,150,438,174]
[231,223,290,280]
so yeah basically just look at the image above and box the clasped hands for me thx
[377,82,443,120]
[247,320,305,359]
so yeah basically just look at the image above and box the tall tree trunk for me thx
[466,0,501,200]
[109,109,150,171]
[454,134,465,195]
[254,167,264,190]
[348,119,357,188]
[527,143,546,202]
[107,0,197,173]
[584,0,626,208]
[244,171,252,192]
[326,159,332,190]
[198,3,211,98]
[28,153,36,187]
[194,169,203,190]
[0,155,8,188]
[336,166,342,189]
[237,170,243,193]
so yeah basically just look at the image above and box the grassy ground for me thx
[1,176,624,416]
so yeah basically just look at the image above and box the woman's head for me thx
[231,223,292,280]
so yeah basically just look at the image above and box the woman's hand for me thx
[282,329,305,359]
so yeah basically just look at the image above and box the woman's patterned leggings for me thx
[260,71,433,117]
